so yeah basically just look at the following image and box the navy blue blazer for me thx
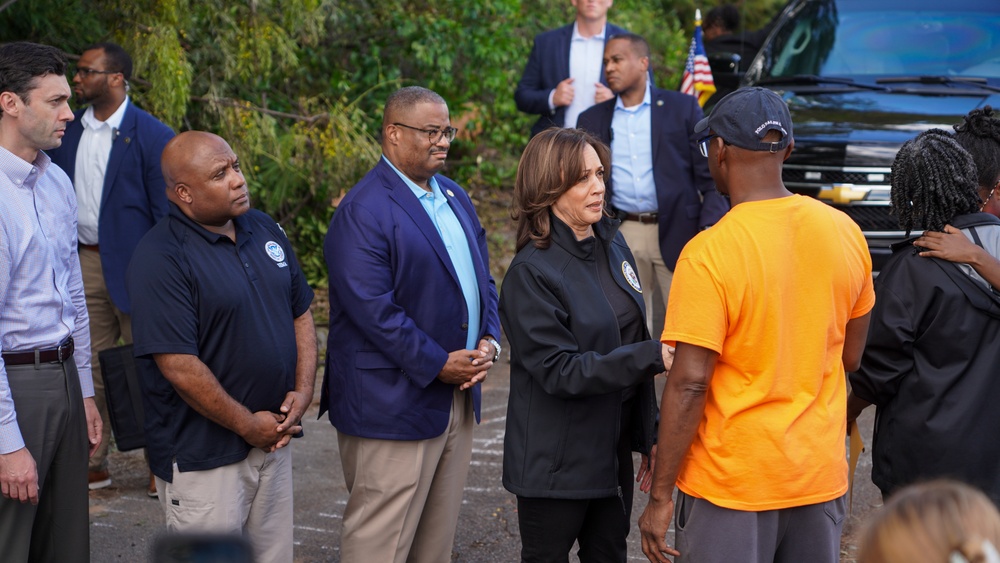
[48,102,174,314]
[320,158,501,440]
[576,87,730,270]
[515,22,629,137]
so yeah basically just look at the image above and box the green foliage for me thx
[1,0,783,287]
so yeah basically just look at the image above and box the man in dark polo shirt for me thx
[127,131,316,562]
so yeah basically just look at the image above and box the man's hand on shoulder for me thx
[0,447,38,505]
[438,348,493,389]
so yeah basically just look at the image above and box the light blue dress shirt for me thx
[384,156,482,350]
[0,146,94,453]
[610,84,657,214]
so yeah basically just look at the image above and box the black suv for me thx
[740,0,1000,269]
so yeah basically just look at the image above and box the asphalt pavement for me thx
[89,352,883,562]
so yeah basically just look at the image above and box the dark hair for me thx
[890,129,980,234]
[512,128,611,252]
[382,86,447,130]
[608,32,651,59]
[0,42,67,111]
[83,42,133,80]
[954,106,1000,191]
[705,5,740,33]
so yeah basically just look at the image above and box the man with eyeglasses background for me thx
[47,42,174,497]
[577,33,727,335]
[321,86,501,562]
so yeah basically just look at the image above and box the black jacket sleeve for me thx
[501,261,664,399]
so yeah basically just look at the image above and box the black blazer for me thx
[577,87,730,270]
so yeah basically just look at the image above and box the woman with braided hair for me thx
[915,106,1000,288]
[847,127,1000,506]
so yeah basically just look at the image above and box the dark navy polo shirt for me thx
[128,204,313,481]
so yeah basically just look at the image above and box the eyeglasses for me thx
[698,134,721,158]
[73,67,118,77]
[392,122,457,143]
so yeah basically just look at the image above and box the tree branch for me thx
[190,96,328,124]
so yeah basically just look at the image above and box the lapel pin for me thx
[124,137,131,144]
[657,100,664,106]
[446,189,455,197]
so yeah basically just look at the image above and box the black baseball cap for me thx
[694,87,793,153]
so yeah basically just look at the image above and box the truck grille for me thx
[829,204,900,231]
[783,163,900,232]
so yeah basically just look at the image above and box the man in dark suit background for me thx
[577,33,729,331]
[322,86,501,562]
[47,42,173,495]
[515,0,626,138]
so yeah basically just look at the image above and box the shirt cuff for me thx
[548,89,557,113]
[0,418,26,454]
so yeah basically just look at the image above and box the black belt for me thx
[619,211,658,224]
[2,338,74,366]
[79,244,99,252]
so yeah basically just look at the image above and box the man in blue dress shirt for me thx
[577,34,728,331]
[322,86,501,562]
[0,41,102,563]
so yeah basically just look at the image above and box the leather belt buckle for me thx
[620,211,659,224]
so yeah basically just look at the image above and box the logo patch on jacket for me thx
[265,241,288,268]
[622,261,641,293]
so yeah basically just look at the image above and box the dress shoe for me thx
[88,469,111,490]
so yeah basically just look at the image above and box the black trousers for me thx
[516,397,636,563]
[0,358,89,563]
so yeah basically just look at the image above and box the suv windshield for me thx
[754,0,1000,81]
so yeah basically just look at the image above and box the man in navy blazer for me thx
[47,43,173,493]
[515,0,627,137]
[322,87,501,562]
[577,34,729,329]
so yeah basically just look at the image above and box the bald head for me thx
[162,130,250,229]
[162,131,224,191]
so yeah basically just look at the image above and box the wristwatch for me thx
[484,336,502,363]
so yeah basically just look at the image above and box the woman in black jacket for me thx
[500,128,672,562]
[848,129,1000,505]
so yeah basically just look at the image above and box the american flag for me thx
[680,9,716,107]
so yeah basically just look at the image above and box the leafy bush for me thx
[1,0,782,285]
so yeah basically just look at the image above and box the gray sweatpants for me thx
[675,490,846,563]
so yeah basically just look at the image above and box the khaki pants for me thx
[79,246,131,471]
[338,387,474,563]
[618,220,672,335]
[156,446,294,563]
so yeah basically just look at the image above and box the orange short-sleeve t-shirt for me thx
[662,194,874,511]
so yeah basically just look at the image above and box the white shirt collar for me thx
[81,96,129,131]
[572,22,606,41]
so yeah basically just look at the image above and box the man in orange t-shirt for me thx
[637,87,875,563]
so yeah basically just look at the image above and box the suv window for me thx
[754,0,1000,81]
[745,0,1000,271]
